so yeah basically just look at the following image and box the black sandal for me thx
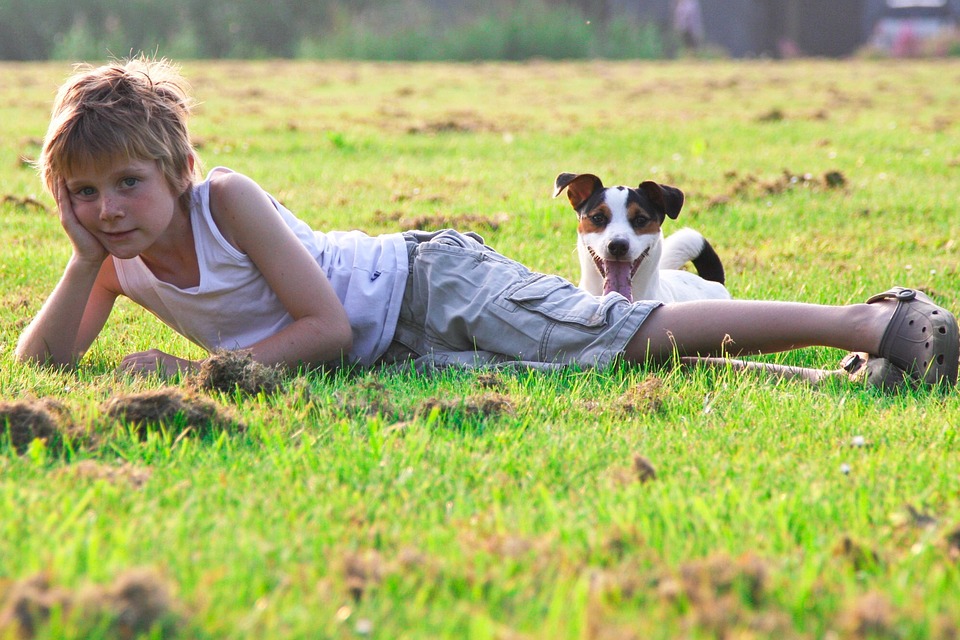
[866,287,959,386]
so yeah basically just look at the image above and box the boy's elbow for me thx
[334,318,354,354]
[305,315,352,363]
[13,344,71,369]
[13,337,48,366]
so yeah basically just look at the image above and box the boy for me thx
[15,57,960,388]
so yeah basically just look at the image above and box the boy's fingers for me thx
[56,180,74,221]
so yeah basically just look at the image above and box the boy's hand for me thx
[119,349,200,379]
[57,179,108,265]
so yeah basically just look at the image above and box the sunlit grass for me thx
[1,59,960,638]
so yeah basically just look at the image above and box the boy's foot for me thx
[839,352,910,391]
[866,287,959,386]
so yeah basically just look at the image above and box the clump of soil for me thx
[334,380,398,418]
[342,550,384,602]
[56,460,153,488]
[102,388,244,439]
[192,350,285,396]
[0,399,81,456]
[610,453,659,486]
[651,553,780,639]
[708,168,848,208]
[833,535,882,572]
[0,568,181,639]
[632,454,657,483]
[78,568,181,639]
[2,194,48,213]
[473,372,508,391]
[840,590,896,639]
[755,107,785,122]
[419,392,514,421]
[0,573,72,638]
[943,524,960,560]
[372,209,510,232]
[664,553,769,607]
[583,375,665,415]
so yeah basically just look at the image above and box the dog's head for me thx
[554,172,684,299]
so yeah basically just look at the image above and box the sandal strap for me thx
[865,286,918,305]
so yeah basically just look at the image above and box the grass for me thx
[1,58,960,638]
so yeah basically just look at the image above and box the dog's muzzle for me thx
[588,246,649,301]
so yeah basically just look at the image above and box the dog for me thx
[553,172,730,303]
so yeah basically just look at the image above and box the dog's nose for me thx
[607,239,629,258]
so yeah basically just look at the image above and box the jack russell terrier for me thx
[554,172,730,303]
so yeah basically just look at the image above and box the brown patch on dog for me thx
[840,590,896,639]
[192,350,285,396]
[625,202,662,234]
[833,535,882,572]
[56,460,153,488]
[0,399,82,456]
[558,173,603,209]
[102,389,244,438]
[577,204,610,234]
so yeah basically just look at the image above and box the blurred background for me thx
[0,0,958,61]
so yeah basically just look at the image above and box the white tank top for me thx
[113,168,408,366]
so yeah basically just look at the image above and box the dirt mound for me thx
[56,460,153,488]
[103,388,244,438]
[0,568,182,639]
[0,399,82,455]
[420,392,515,421]
[192,350,285,396]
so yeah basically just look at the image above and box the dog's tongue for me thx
[602,260,633,302]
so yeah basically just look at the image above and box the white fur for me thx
[577,191,730,303]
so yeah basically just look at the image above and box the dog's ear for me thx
[639,181,684,219]
[553,173,604,209]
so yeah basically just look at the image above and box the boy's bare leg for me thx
[625,300,890,361]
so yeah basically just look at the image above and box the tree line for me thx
[0,0,667,61]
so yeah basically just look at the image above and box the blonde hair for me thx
[38,56,200,210]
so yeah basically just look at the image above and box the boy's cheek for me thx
[72,204,99,229]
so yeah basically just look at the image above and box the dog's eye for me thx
[631,216,651,228]
[589,213,607,226]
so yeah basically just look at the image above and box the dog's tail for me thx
[661,227,726,284]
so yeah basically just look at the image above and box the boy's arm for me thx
[207,171,354,368]
[15,257,118,366]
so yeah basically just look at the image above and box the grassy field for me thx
[1,59,960,638]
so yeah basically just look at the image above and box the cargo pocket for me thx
[496,274,619,328]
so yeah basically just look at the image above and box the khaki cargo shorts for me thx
[380,230,661,369]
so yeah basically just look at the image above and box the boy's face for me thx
[63,157,183,260]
